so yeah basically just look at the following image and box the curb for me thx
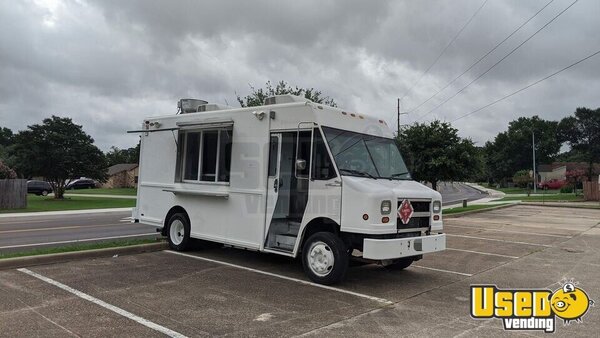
[0,242,168,270]
[443,203,519,218]
[521,202,600,210]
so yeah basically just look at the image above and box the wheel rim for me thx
[307,241,335,277]
[42,191,48,196]
[170,219,185,245]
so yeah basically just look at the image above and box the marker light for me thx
[362,214,369,220]
[432,200,442,213]
[433,215,440,221]
[380,200,392,215]
[382,217,390,223]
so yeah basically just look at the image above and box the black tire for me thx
[384,257,414,271]
[302,232,349,285]
[166,213,192,251]
[41,190,49,196]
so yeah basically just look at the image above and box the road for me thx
[2,205,599,336]
[437,182,488,205]
[0,211,157,253]
[0,182,486,253]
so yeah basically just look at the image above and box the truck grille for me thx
[397,199,431,231]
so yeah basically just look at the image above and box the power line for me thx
[451,48,600,122]
[416,0,579,121]
[398,0,488,103]
[406,0,555,115]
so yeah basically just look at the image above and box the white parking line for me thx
[446,234,553,247]
[446,248,519,259]
[165,250,393,305]
[18,268,187,338]
[444,224,572,238]
[0,233,157,249]
[411,265,473,277]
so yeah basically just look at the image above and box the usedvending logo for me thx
[470,280,594,333]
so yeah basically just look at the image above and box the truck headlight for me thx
[432,200,442,214]
[380,200,392,215]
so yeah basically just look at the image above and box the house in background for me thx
[538,162,600,182]
[103,163,139,188]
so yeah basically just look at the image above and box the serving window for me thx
[179,128,232,183]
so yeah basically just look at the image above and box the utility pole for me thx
[397,98,408,137]
[532,131,537,194]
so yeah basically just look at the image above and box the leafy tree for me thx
[237,81,337,107]
[105,143,140,167]
[0,127,12,147]
[512,170,532,189]
[484,116,560,184]
[397,120,480,191]
[0,126,13,160]
[10,116,107,199]
[558,107,600,181]
[0,159,16,179]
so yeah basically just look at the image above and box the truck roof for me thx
[141,97,394,139]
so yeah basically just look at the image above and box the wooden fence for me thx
[583,181,600,201]
[0,179,27,209]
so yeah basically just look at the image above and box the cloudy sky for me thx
[1,0,599,150]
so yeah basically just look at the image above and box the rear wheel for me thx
[302,232,349,285]
[167,213,191,251]
[41,190,49,196]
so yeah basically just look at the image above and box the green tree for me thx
[397,120,480,191]
[0,126,13,160]
[237,81,337,107]
[558,107,600,181]
[10,116,107,199]
[105,143,140,167]
[484,116,560,184]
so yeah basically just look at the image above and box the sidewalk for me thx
[56,193,136,199]
[0,208,133,218]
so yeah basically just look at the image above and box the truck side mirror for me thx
[296,159,307,171]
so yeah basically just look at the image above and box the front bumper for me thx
[362,233,446,260]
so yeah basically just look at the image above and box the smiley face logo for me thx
[551,282,594,323]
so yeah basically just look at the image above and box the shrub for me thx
[560,185,574,194]
[0,160,16,179]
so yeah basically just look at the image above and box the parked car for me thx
[27,180,53,196]
[538,179,566,190]
[66,179,98,190]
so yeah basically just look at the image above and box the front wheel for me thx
[41,190,49,196]
[167,213,191,251]
[302,232,349,285]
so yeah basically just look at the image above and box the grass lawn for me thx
[444,203,511,215]
[479,183,560,194]
[0,238,161,260]
[67,188,137,196]
[0,195,136,213]
[497,194,584,202]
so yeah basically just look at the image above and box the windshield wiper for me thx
[339,168,377,179]
[391,172,409,177]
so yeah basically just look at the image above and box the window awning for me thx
[176,119,234,130]
[127,119,234,134]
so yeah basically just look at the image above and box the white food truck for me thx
[132,95,445,284]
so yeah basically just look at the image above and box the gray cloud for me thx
[1,0,599,151]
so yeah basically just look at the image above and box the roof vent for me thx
[178,99,208,114]
[264,94,310,105]
[197,103,234,112]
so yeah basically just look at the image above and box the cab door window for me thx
[311,129,336,180]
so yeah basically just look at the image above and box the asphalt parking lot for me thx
[1,205,599,337]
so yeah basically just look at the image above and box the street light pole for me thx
[532,131,537,194]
